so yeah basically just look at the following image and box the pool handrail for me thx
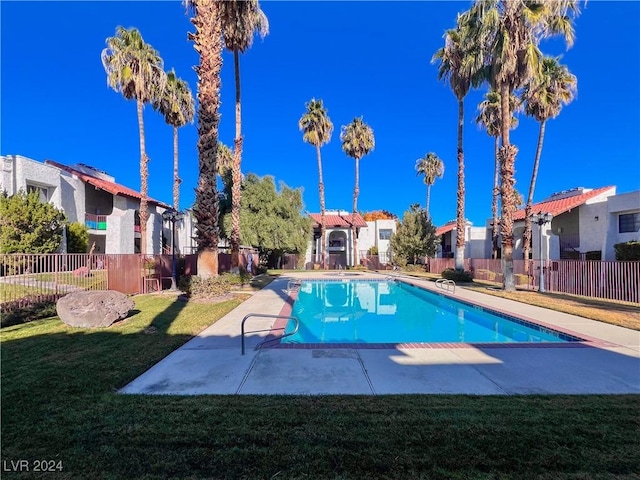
[435,278,456,293]
[241,313,300,355]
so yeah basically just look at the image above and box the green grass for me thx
[2,293,639,479]
[34,270,108,288]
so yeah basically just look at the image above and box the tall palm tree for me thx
[299,98,334,269]
[220,0,269,273]
[466,0,581,290]
[433,15,483,271]
[415,152,444,219]
[154,69,195,210]
[521,56,577,265]
[340,117,375,267]
[475,89,519,259]
[185,0,224,278]
[102,26,166,255]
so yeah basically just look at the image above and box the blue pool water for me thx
[282,280,581,344]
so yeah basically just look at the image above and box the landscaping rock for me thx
[57,290,135,328]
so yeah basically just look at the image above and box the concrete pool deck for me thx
[120,273,640,396]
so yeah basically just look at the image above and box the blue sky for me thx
[2,1,639,228]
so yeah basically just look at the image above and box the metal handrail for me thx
[435,278,456,293]
[241,313,300,355]
[286,280,302,293]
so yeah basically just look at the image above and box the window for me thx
[26,184,48,202]
[619,213,640,233]
[379,229,392,240]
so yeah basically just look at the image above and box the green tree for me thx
[299,98,334,269]
[521,56,576,264]
[221,173,312,269]
[154,68,195,210]
[415,152,444,219]
[101,26,166,255]
[186,0,225,278]
[389,204,438,266]
[433,15,484,272]
[0,191,66,255]
[475,89,519,259]
[340,117,375,266]
[220,0,269,273]
[66,222,89,253]
[465,0,581,290]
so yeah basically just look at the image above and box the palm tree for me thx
[433,15,483,271]
[340,117,375,267]
[154,69,195,210]
[475,89,519,259]
[299,99,334,269]
[521,56,577,265]
[415,152,444,219]
[466,0,581,290]
[220,0,269,273]
[216,141,234,177]
[102,26,166,255]
[185,0,224,278]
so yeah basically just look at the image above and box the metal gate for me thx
[107,254,143,295]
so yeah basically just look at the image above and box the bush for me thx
[178,275,234,298]
[614,241,640,261]
[585,250,602,261]
[441,268,473,283]
[66,222,89,253]
[403,264,426,273]
[368,246,379,256]
[1,300,57,328]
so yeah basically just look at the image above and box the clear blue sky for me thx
[2,1,639,229]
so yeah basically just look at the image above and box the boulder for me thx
[57,290,135,328]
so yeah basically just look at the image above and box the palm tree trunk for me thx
[522,120,546,270]
[426,184,431,219]
[352,157,360,267]
[499,82,517,291]
[230,50,243,273]
[191,0,223,278]
[316,144,327,269]
[492,135,499,259]
[137,99,148,256]
[173,126,179,210]
[454,99,465,271]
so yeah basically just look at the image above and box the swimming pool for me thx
[282,280,582,345]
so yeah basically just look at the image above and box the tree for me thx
[0,190,66,255]
[66,222,89,253]
[433,15,483,271]
[101,26,166,255]
[415,152,444,219]
[299,98,334,269]
[186,0,225,278]
[154,68,195,210]
[521,56,576,265]
[220,0,269,273]
[389,204,438,266]
[362,210,397,221]
[340,117,375,266]
[465,0,581,290]
[475,89,519,259]
[221,173,312,269]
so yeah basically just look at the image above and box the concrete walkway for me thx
[120,273,640,396]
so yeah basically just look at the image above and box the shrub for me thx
[1,300,57,328]
[441,268,473,283]
[66,222,89,253]
[368,246,379,256]
[403,264,426,273]
[179,275,233,298]
[585,250,602,261]
[614,241,640,261]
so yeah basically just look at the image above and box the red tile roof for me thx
[45,160,170,208]
[310,213,368,228]
[436,221,456,236]
[512,186,615,221]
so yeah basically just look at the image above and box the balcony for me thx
[85,213,107,231]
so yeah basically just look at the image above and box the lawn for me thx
[2,292,639,479]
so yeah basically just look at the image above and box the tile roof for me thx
[435,221,456,236]
[45,160,170,208]
[309,213,368,228]
[512,186,615,221]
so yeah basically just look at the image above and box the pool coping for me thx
[260,276,620,351]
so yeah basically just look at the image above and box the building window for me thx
[26,184,48,202]
[379,229,392,240]
[619,213,640,233]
